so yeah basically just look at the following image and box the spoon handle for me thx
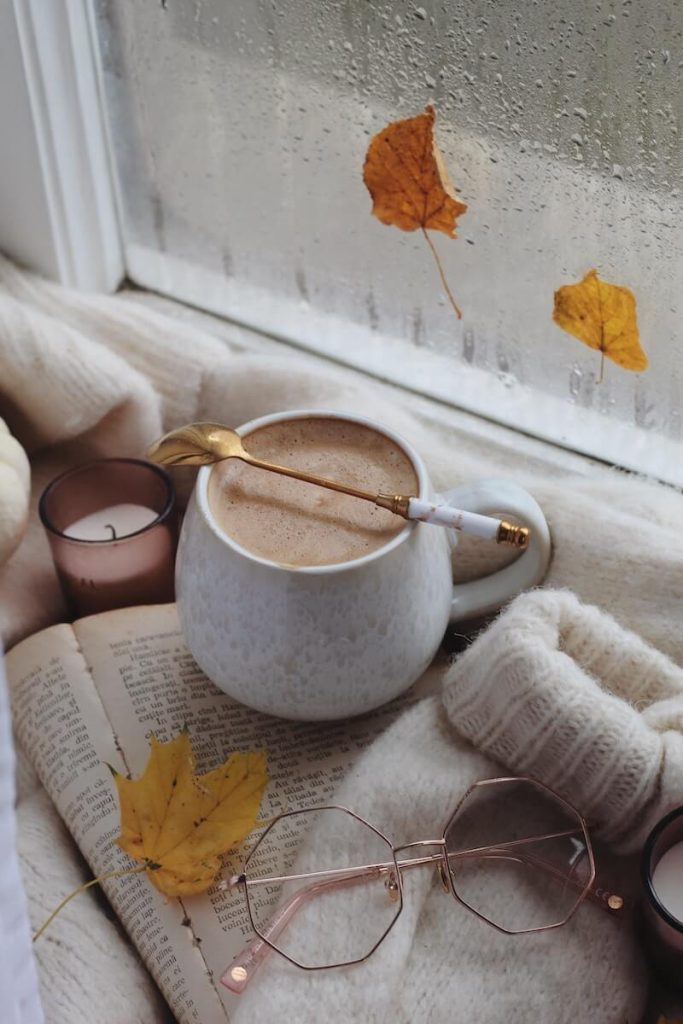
[409,497,501,537]
[377,494,529,548]
[236,458,529,547]
[243,454,378,503]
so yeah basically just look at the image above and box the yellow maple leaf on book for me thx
[112,728,268,896]
[33,729,269,941]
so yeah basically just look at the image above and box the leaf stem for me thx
[32,864,148,943]
[595,271,605,385]
[421,227,462,320]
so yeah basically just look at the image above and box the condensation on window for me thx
[93,0,683,481]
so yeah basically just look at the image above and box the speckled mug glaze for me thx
[176,410,551,721]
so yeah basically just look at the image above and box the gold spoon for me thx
[148,422,529,548]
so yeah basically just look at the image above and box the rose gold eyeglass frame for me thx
[221,776,625,994]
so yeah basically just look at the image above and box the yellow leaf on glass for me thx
[363,104,467,318]
[553,268,648,383]
[112,729,268,896]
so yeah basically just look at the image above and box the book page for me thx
[8,604,443,1022]
[6,620,226,1024]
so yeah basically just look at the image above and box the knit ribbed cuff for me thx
[443,589,683,852]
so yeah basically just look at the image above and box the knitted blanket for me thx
[1,255,682,1021]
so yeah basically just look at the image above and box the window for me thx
[5,1,683,482]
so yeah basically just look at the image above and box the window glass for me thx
[93,1,683,481]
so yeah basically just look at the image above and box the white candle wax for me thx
[64,503,158,542]
[652,841,683,924]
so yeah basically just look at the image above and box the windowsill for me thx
[126,286,633,487]
[123,248,682,490]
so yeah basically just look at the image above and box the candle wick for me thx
[104,524,117,540]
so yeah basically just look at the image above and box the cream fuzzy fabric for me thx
[232,699,647,1024]
[0,417,30,567]
[1,254,682,1021]
[234,589,683,1023]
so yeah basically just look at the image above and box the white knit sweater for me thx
[444,589,683,854]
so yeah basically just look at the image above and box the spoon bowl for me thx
[147,423,247,466]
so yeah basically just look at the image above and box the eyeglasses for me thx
[221,776,624,994]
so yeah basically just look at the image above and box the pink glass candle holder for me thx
[39,459,177,618]
[641,806,683,988]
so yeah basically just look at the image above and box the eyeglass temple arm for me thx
[221,867,379,993]
[221,841,623,995]
[480,846,624,914]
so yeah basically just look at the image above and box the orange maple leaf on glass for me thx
[363,104,467,319]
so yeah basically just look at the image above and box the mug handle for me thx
[438,479,552,622]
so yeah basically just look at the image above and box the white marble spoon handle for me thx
[387,496,529,548]
[408,496,500,535]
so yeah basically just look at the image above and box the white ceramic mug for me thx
[176,410,551,720]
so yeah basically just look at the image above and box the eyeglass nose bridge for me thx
[393,838,450,893]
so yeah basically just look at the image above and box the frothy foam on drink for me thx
[208,417,418,567]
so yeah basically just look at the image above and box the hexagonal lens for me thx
[244,807,401,968]
[444,778,592,933]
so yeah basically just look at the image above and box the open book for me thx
[6,603,441,1023]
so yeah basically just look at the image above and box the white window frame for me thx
[0,0,122,291]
